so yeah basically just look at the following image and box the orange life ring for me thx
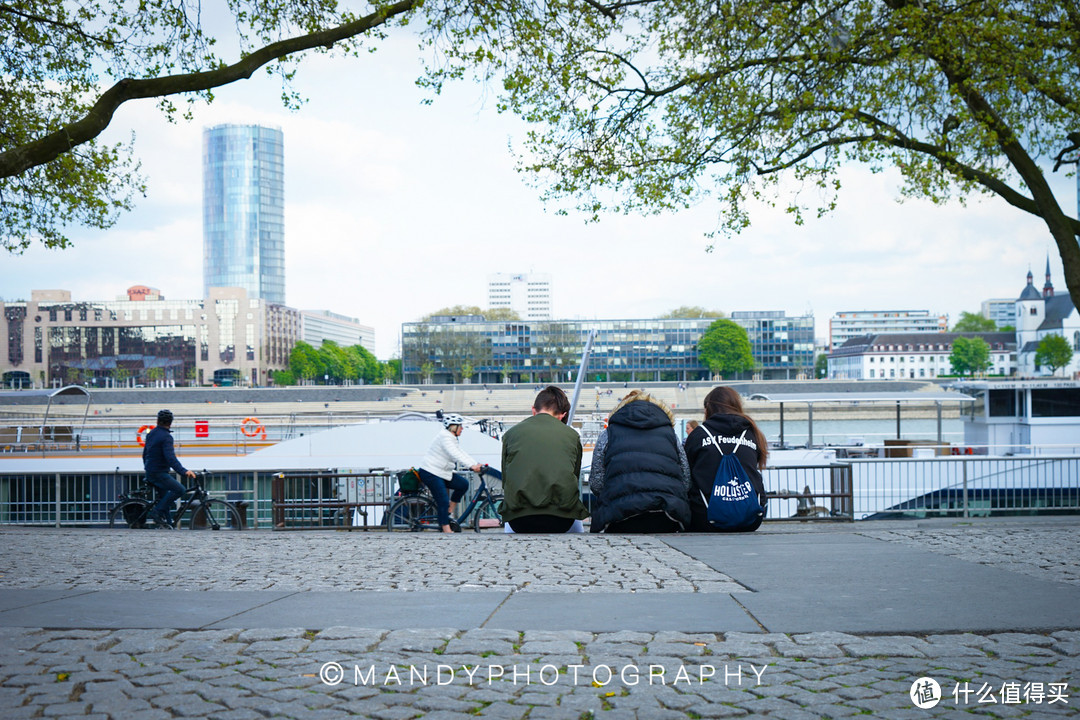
[240,417,265,439]
[136,425,153,446]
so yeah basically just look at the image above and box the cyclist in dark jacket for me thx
[142,409,196,528]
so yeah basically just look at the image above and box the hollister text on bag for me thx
[700,427,764,530]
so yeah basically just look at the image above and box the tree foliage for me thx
[1,0,419,252]
[284,340,387,384]
[426,0,1080,315]
[1035,334,1074,375]
[697,319,754,377]
[483,307,523,321]
[952,311,998,332]
[658,306,725,319]
[949,336,991,376]
[8,0,1080,318]
[289,342,321,381]
[815,353,828,379]
[420,306,522,321]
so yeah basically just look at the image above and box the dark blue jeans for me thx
[147,472,185,522]
[417,468,469,527]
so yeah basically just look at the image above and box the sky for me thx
[3,25,1076,360]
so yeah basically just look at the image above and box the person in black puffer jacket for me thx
[589,390,691,533]
[684,386,769,532]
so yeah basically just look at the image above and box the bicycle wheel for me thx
[108,499,151,529]
[472,495,505,533]
[386,495,439,532]
[189,499,244,530]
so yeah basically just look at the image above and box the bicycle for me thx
[386,467,504,533]
[108,471,245,530]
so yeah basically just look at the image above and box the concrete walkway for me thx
[1,518,1078,718]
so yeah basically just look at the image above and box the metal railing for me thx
[270,471,399,530]
[847,456,1080,519]
[0,456,1077,528]
[0,470,273,528]
[763,464,854,521]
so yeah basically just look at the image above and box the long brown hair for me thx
[702,386,768,468]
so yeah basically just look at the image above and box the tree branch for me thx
[0,0,419,179]
[0,3,115,47]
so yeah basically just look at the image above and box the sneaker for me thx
[148,510,173,529]
[448,520,462,533]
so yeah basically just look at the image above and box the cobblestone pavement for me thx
[0,530,745,593]
[2,626,1078,719]
[1,525,1079,718]
[856,527,1080,587]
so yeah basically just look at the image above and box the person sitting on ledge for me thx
[589,390,691,533]
[499,385,589,533]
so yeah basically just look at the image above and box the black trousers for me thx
[507,514,576,533]
[604,511,681,534]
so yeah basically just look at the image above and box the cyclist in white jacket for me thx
[418,414,483,533]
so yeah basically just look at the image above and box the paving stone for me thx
[469,701,529,719]
[369,706,426,720]
[597,631,654,643]
[684,702,750,717]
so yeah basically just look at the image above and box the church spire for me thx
[1043,255,1054,298]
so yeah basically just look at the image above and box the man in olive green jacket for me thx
[499,385,589,533]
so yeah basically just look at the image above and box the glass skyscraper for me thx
[202,124,286,304]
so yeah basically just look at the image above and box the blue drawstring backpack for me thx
[699,427,764,530]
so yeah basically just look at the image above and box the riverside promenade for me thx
[1,518,1078,718]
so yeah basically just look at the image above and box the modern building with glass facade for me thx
[0,288,300,388]
[828,309,949,350]
[203,124,286,304]
[401,312,815,384]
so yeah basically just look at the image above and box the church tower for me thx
[1043,256,1055,298]
[1016,267,1045,376]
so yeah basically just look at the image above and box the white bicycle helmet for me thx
[443,413,465,429]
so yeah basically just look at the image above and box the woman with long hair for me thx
[684,386,769,532]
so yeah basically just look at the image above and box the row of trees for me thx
[272,341,401,386]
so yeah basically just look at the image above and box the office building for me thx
[487,273,552,321]
[203,124,286,304]
[401,311,815,384]
[0,288,300,388]
[981,298,1017,329]
[829,310,948,350]
[300,310,376,354]
[730,311,816,375]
